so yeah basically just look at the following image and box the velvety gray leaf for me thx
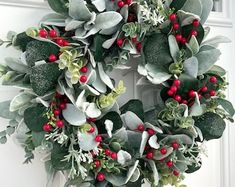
[184,57,198,78]
[69,0,92,21]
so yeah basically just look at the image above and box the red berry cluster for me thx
[117,0,132,8]
[38,29,70,47]
[167,77,217,106]
[169,13,200,45]
[43,92,68,132]
[116,36,142,52]
[79,66,88,84]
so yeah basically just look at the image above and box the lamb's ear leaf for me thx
[0,101,17,119]
[24,105,48,132]
[48,0,68,16]
[199,0,213,24]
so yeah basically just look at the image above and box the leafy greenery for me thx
[47,0,68,15]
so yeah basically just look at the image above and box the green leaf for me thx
[48,0,68,15]
[5,57,28,74]
[95,112,123,134]
[10,92,34,112]
[207,65,226,77]
[187,36,199,55]
[182,24,204,45]
[92,0,106,12]
[177,10,200,27]
[62,104,86,126]
[178,74,199,93]
[217,98,235,117]
[168,35,180,62]
[24,105,48,132]
[199,0,213,24]
[32,131,46,147]
[170,0,187,11]
[6,126,15,135]
[120,100,144,121]
[93,34,108,62]
[181,0,202,17]
[0,137,7,144]
[183,57,198,78]
[51,143,71,170]
[202,35,231,48]
[78,132,99,151]
[25,40,60,67]
[196,48,221,75]
[0,101,17,119]
[0,38,4,46]
[194,112,226,140]
[143,33,173,66]
[186,161,201,173]
[40,13,66,27]
[95,11,123,30]
[69,0,92,21]
[30,63,61,96]
[12,32,34,51]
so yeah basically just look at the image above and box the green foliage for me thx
[25,40,60,66]
[194,112,226,140]
[51,143,72,170]
[12,32,34,51]
[93,34,108,62]
[95,112,123,134]
[120,100,145,121]
[143,33,173,67]
[170,0,187,11]
[30,63,61,96]
[24,105,48,132]
[217,98,235,117]
[182,24,204,45]
[0,100,17,119]
[48,0,68,15]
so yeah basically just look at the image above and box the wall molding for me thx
[206,0,233,27]
[0,0,48,9]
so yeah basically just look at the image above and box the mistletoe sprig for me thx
[0,0,234,187]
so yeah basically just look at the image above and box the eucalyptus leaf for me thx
[0,100,17,119]
[78,132,99,151]
[48,0,68,15]
[217,98,235,117]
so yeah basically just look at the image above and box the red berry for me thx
[175,34,182,42]
[56,120,64,128]
[191,30,198,37]
[136,42,142,52]
[181,100,188,105]
[127,14,136,22]
[201,86,208,93]
[56,38,64,46]
[111,152,117,160]
[171,141,179,150]
[49,30,57,38]
[173,23,180,30]
[95,135,102,142]
[116,38,124,47]
[80,66,88,73]
[80,75,87,83]
[94,160,101,168]
[39,29,48,38]
[59,103,67,110]
[105,149,111,156]
[97,172,105,182]
[126,0,132,5]
[173,170,180,176]
[173,79,181,87]
[146,151,154,159]
[117,0,125,8]
[88,126,95,133]
[53,109,61,116]
[55,92,62,98]
[87,118,97,123]
[198,93,203,100]
[48,54,57,62]
[147,128,155,136]
[169,13,177,21]
[174,95,182,102]
[167,160,174,168]
[210,76,217,83]
[181,37,187,45]
[63,40,70,46]
[210,90,216,96]
[160,147,167,155]
[188,90,196,98]
[131,37,138,43]
[170,85,177,93]
[43,123,52,132]
[192,19,200,27]
[137,124,145,132]
[167,90,174,96]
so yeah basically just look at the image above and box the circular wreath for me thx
[0,0,234,186]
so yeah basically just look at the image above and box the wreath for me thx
[0,0,234,186]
